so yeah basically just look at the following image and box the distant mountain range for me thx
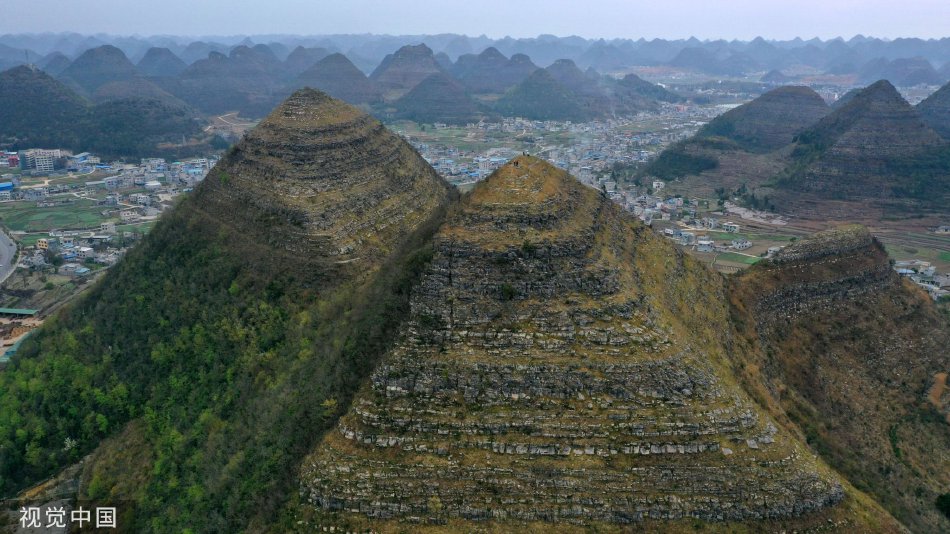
[3,33,950,157]
[1,33,949,121]
[1,39,686,141]
[4,32,950,83]
[0,64,208,158]
[641,78,950,219]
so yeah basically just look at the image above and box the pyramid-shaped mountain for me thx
[0,88,453,532]
[641,85,830,182]
[369,43,445,100]
[452,46,507,79]
[546,58,597,94]
[0,65,87,148]
[283,45,330,76]
[494,68,591,121]
[918,81,950,139]
[57,44,140,94]
[761,69,794,84]
[578,41,632,71]
[136,47,187,77]
[204,88,451,269]
[165,46,286,116]
[301,156,873,528]
[39,52,71,76]
[782,80,948,201]
[393,72,483,124]
[617,73,683,103]
[452,47,538,93]
[699,85,831,152]
[858,57,942,86]
[295,53,381,105]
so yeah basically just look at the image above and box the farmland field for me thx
[716,252,762,265]
[0,199,115,233]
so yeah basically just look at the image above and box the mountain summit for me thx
[301,156,882,529]
[0,88,453,531]
[782,79,948,203]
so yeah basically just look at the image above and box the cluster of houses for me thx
[403,104,718,190]
[22,227,131,278]
[662,226,759,254]
[893,260,950,300]
[0,149,103,175]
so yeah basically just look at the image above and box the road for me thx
[0,229,17,286]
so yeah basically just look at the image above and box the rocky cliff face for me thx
[198,87,452,285]
[301,156,858,529]
[731,226,950,533]
[0,88,455,532]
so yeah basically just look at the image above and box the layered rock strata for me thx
[302,156,844,526]
[196,87,453,284]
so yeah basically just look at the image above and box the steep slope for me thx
[136,47,187,77]
[369,44,445,100]
[294,53,382,105]
[0,65,87,149]
[494,69,591,121]
[57,44,140,94]
[90,76,188,105]
[452,47,537,94]
[642,86,830,182]
[545,58,594,94]
[283,45,330,76]
[164,46,287,117]
[300,156,894,531]
[392,73,484,124]
[699,86,831,152]
[918,81,950,139]
[859,57,942,87]
[617,73,683,104]
[83,97,202,158]
[761,69,794,84]
[0,64,202,158]
[731,226,950,533]
[38,51,71,76]
[0,89,454,532]
[781,80,949,203]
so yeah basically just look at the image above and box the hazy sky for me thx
[2,0,949,40]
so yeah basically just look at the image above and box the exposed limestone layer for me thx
[732,225,950,533]
[195,88,452,284]
[302,156,844,526]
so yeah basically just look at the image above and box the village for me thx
[0,103,948,368]
[0,150,216,365]
[397,106,950,290]
[396,102,727,189]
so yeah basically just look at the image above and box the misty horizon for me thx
[2,0,950,41]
